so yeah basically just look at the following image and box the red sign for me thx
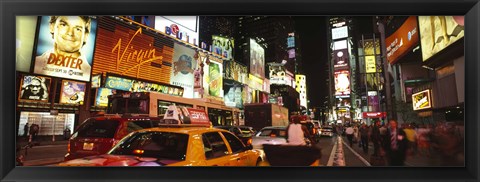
[185,108,211,125]
[385,16,419,64]
[170,24,180,35]
[362,112,387,118]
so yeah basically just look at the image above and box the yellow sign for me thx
[365,56,376,73]
[412,89,432,110]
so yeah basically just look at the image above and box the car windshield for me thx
[109,131,189,161]
[257,129,286,138]
[75,118,120,138]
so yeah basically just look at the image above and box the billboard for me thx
[333,49,349,70]
[95,87,115,107]
[269,64,294,87]
[250,39,265,79]
[385,16,419,64]
[287,36,295,48]
[18,74,51,102]
[212,35,234,60]
[204,61,223,98]
[104,75,184,97]
[33,16,98,82]
[171,43,196,98]
[365,56,377,73]
[331,26,348,40]
[59,80,86,105]
[16,16,37,72]
[412,89,432,110]
[154,16,199,45]
[419,16,464,61]
[91,74,102,88]
[224,80,244,108]
[334,70,350,96]
[91,17,174,84]
[333,40,348,50]
[224,60,247,84]
[288,49,296,59]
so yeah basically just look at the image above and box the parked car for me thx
[214,125,255,146]
[59,123,262,166]
[251,126,288,150]
[320,126,334,137]
[64,114,162,161]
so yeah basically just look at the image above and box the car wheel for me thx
[255,158,262,166]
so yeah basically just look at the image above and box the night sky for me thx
[294,16,328,109]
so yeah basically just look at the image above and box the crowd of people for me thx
[336,119,464,166]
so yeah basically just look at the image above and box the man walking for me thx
[383,120,408,166]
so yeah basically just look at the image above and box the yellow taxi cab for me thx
[58,106,262,167]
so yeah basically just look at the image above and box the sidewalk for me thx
[17,136,69,147]
[17,136,69,166]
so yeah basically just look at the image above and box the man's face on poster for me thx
[29,79,42,95]
[50,16,89,54]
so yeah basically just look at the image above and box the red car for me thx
[64,114,162,161]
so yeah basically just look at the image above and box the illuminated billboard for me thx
[171,43,196,98]
[91,17,174,84]
[59,80,86,105]
[365,56,377,73]
[104,75,184,97]
[334,70,351,96]
[385,16,419,64]
[419,16,464,61]
[224,80,243,108]
[16,16,37,72]
[287,36,295,48]
[250,39,265,79]
[95,88,115,107]
[33,16,98,82]
[212,35,234,60]
[331,26,348,40]
[91,74,101,88]
[224,60,247,84]
[412,89,432,110]
[154,16,199,45]
[18,74,51,102]
[333,49,349,70]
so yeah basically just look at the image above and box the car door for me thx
[201,132,235,166]
[221,132,253,166]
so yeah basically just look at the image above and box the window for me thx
[110,132,188,161]
[76,118,119,138]
[127,120,155,133]
[222,132,244,153]
[202,132,228,159]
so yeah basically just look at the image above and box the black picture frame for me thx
[2,0,479,182]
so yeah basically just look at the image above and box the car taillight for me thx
[247,138,252,145]
[133,149,144,154]
[67,142,70,153]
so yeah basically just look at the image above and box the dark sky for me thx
[294,16,328,109]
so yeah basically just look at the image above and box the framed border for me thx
[2,0,479,182]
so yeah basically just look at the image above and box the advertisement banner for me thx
[154,16,199,45]
[288,49,296,59]
[18,75,51,102]
[33,16,98,82]
[334,70,350,96]
[95,87,115,107]
[368,95,380,112]
[224,60,247,84]
[287,36,295,48]
[248,74,264,91]
[105,75,184,97]
[331,26,348,40]
[59,80,86,105]
[412,89,432,110]
[419,16,464,61]
[91,74,102,88]
[385,16,419,64]
[16,16,37,72]
[250,39,265,79]
[212,35,234,60]
[365,55,377,73]
[92,17,174,85]
[333,49,349,70]
[171,43,196,98]
[224,80,244,108]
[208,62,222,97]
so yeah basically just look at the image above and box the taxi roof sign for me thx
[161,105,211,127]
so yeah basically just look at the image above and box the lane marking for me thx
[326,137,338,166]
[342,139,371,166]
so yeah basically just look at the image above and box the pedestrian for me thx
[359,123,369,153]
[286,116,309,146]
[383,119,408,166]
[353,124,360,144]
[403,124,417,156]
[345,125,354,147]
[416,124,431,157]
[370,120,382,156]
[29,123,40,142]
[23,123,29,137]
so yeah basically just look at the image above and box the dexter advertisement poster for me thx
[60,80,86,105]
[418,16,464,61]
[33,16,98,82]
[171,43,196,98]
[250,39,265,79]
[18,75,51,102]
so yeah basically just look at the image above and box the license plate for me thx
[83,142,94,150]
